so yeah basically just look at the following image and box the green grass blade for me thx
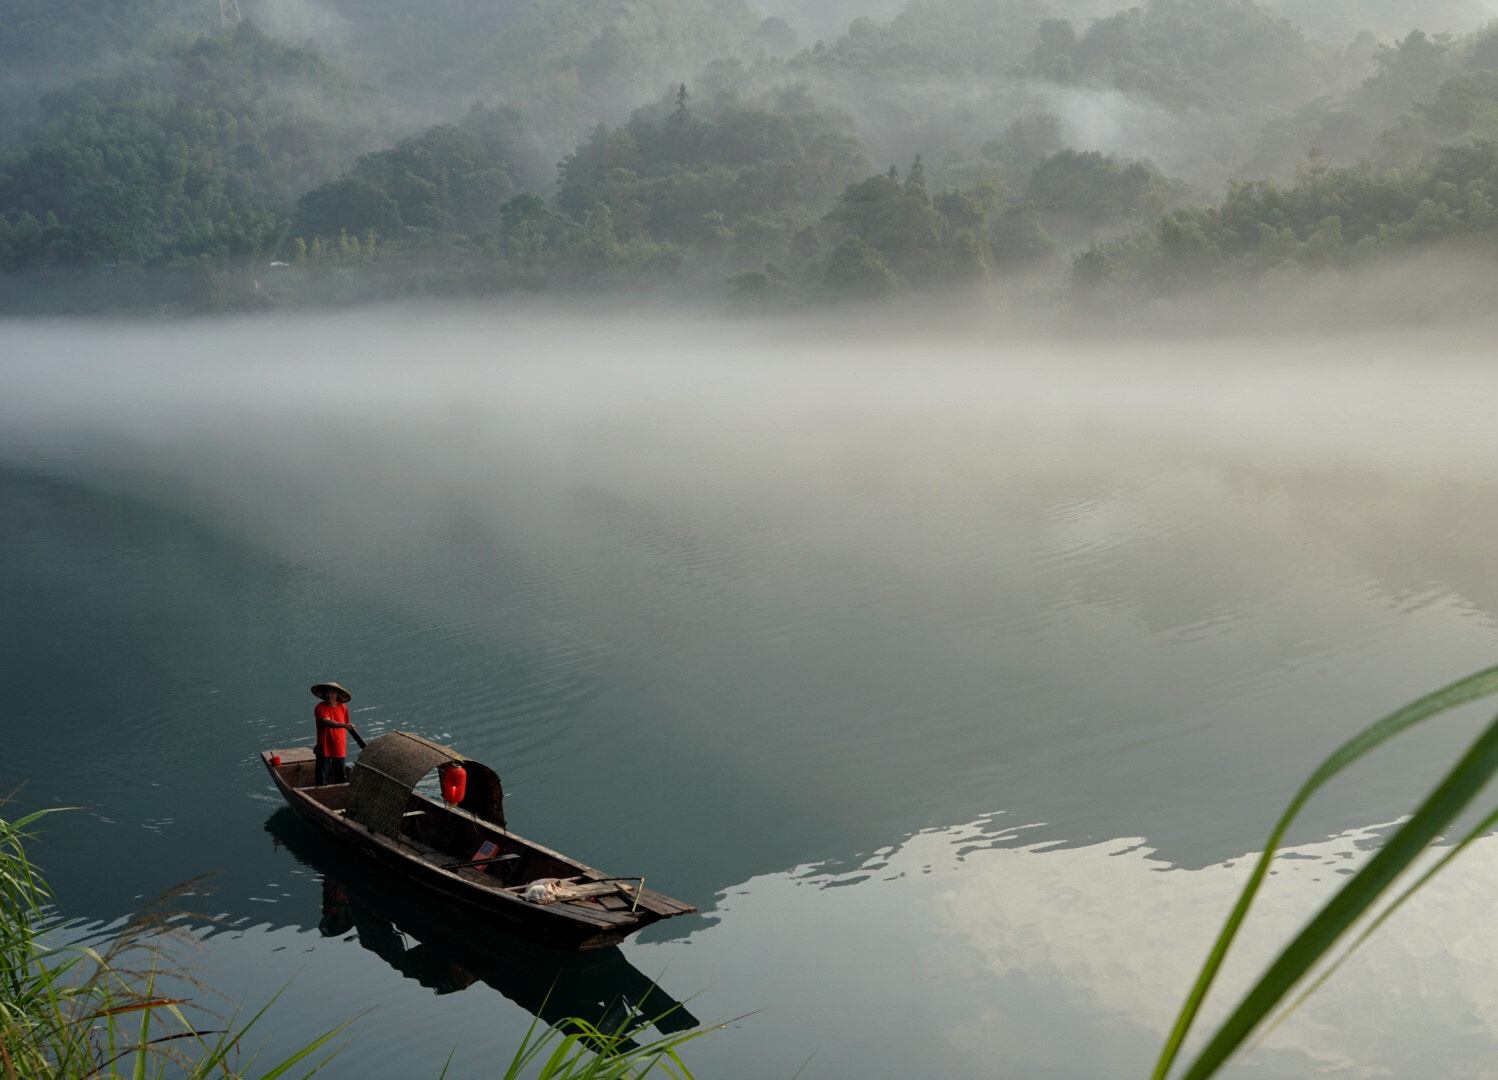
[1258,800,1498,1047]
[536,1032,585,1079]
[6,808,69,832]
[250,1018,353,1080]
[501,995,560,1078]
[1177,708,1498,1080]
[1152,662,1498,1080]
[130,1005,150,1080]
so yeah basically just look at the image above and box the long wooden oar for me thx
[348,724,367,750]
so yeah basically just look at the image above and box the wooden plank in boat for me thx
[554,881,626,900]
[265,747,315,764]
[630,889,695,917]
[568,905,636,926]
[573,872,684,917]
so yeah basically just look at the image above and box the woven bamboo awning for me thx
[346,731,505,840]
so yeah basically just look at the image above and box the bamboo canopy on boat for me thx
[346,731,506,840]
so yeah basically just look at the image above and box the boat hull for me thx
[261,747,694,951]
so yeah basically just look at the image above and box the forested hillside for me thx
[0,23,370,265]
[2,0,1498,313]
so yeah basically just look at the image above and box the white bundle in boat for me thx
[523,878,579,904]
[522,878,632,905]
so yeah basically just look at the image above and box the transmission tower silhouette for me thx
[220,0,241,26]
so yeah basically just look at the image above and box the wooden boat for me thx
[260,731,696,950]
[264,807,700,1041]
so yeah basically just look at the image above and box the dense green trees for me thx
[0,21,369,270]
[1073,141,1498,299]
[6,0,1498,312]
[1067,13,1498,303]
[811,155,1068,291]
[1022,0,1333,113]
[293,106,538,241]
[295,179,401,240]
[555,85,867,241]
[790,0,1056,77]
[791,0,1333,111]
[786,0,1350,189]
[0,0,216,67]
[1026,149,1179,222]
[830,167,945,278]
[257,0,767,160]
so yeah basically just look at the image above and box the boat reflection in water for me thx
[265,809,699,1044]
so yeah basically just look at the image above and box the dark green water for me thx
[7,310,1498,1077]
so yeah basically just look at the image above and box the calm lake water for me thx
[6,307,1498,1078]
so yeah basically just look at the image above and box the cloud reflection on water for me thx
[683,817,1498,1079]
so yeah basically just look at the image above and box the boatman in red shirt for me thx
[311,681,356,785]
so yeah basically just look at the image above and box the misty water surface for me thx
[6,306,1498,1078]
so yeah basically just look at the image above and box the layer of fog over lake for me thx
[8,306,1498,1077]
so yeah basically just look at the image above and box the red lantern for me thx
[270,755,282,767]
[441,763,467,806]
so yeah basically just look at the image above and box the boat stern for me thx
[262,746,317,789]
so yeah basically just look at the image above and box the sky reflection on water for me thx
[635,817,1498,1080]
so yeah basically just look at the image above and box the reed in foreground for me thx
[1154,663,1498,1080]
[0,806,352,1078]
[493,1007,714,1080]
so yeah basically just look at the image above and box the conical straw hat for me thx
[310,681,352,703]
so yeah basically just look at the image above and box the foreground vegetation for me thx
[0,807,342,1078]
[4,0,1498,312]
[0,807,706,1079]
[1159,663,1498,1079]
